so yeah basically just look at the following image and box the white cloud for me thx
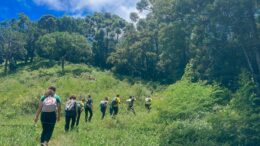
[33,0,146,21]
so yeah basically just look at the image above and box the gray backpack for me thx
[65,99,76,111]
[42,96,57,112]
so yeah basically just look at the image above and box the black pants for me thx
[110,106,118,117]
[128,106,136,115]
[76,109,82,126]
[40,112,56,143]
[145,104,151,112]
[100,106,107,119]
[65,111,76,131]
[85,107,93,122]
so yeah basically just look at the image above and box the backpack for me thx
[85,98,93,109]
[65,99,76,111]
[76,101,83,111]
[111,97,118,107]
[42,96,57,112]
[126,99,131,106]
[100,101,108,108]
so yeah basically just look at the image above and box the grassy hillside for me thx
[1,61,258,146]
[0,61,160,146]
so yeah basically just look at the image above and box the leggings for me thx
[65,111,76,131]
[100,106,107,119]
[40,112,56,143]
[128,106,136,115]
[76,109,82,126]
[111,106,119,116]
[85,107,93,122]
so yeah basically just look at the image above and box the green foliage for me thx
[159,80,228,121]
[160,120,218,146]
[36,32,92,72]
[0,62,160,146]
[158,71,259,146]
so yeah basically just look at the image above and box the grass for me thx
[1,60,242,146]
[0,61,160,146]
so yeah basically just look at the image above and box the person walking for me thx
[100,97,109,119]
[110,94,121,118]
[145,96,152,113]
[76,98,84,127]
[84,95,93,122]
[34,90,61,146]
[126,96,136,115]
[64,95,77,132]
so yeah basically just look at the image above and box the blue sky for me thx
[0,0,143,21]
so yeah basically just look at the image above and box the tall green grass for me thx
[0,61,160,146]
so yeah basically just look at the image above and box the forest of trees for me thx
[0,0,260,90]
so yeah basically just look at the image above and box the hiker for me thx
[76,98,84,127]
[145,96,152,113]
[47,86,61,102]
[34,90,61,146]
[84,95,93,122]
[100,97,109,119]
[126,96,136,115]
[110,94,121,118]
[64,95,77,132]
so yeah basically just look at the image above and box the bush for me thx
[159,80,228,121]
[159,120,218,146]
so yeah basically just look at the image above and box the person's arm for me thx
[75,102,78,116]
[91,99,94,109]
[57,103,61,122]
[81,102,84,112]
[34,101,43,123]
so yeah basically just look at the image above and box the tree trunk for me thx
[30,47,35,63]
[247,1,260,93]
[116,34,119,42]
[4,58,8,74]
[61,57,65,73]
[25,52,29,64]
[242,46,260,94]
[256,51,260,82]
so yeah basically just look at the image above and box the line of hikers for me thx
[34,86,152,146]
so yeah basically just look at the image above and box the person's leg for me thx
[65,113,70,132]
[147,104,151,113]
[46,123,56,142]
[114,107,118,116]
[131,107,136,115]
[145,104,149,112]
[45,112,56,143]
[71,113,76,130]
[109,106,113,116]
[85,108,89,122]
[101,107,105,119]
[76,110,81,126]
[88,108,93,122]
[40,112,48,144]
[41,122,47,143]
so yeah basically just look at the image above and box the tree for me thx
[0,21,26,74]
[136,0,151,12]
[18,13,38,63]
[38,15,58,33]
[130,12,139,22]
[36,32,92,73]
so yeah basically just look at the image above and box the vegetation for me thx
[0,0,260,145]
[0,61,157,145]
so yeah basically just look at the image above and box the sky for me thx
[0,0,144,21]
